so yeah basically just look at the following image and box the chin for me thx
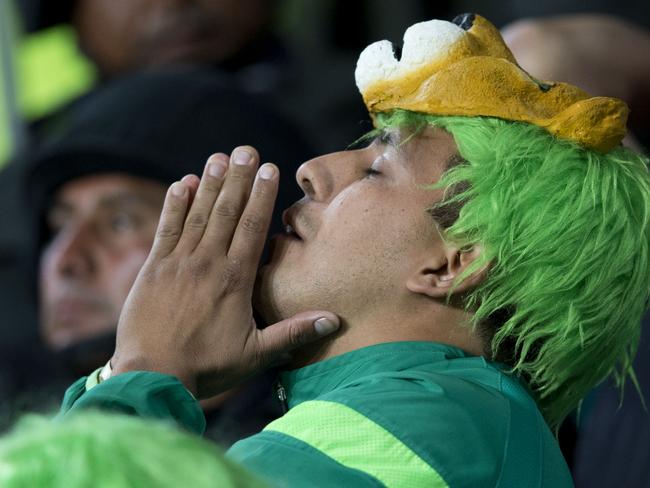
[43,312,116,351]
[254,261,308,326]
[253,265,282,324]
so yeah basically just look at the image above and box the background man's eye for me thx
[110,213,139,232]
[46,221,64,236]
[364,168,381,177]
[44,213,68,240]
[44,224,64,244]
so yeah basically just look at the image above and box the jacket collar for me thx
[280,341,470,408]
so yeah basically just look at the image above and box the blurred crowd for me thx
[0,0,649,486]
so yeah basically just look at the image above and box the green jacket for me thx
[61,341,574,487]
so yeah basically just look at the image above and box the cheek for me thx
[324,193,414,251]
[38,244,62,300]
[317,194,436,274]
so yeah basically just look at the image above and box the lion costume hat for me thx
[355,13,628,152]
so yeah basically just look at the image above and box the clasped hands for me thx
[110,147,339,398]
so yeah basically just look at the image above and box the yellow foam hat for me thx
[355,14,628,152]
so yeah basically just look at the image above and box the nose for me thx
[44,221,97,280]
[295,150,365,202]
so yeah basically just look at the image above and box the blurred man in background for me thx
[2,69,312,447]
[503,14,650,152]
[72,0,276,78]
[0,1,365,360]
[17,0,365,152]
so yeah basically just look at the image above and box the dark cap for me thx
[25,68,313,238]
[15,0,75,32]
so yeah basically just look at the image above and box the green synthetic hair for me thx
[375,110,650,429]
[0,411,266,487]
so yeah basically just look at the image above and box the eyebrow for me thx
[52,192,163,214]
[98,192,163,211]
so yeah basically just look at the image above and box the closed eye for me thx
[364,167,382,177]
[378,129,397,146]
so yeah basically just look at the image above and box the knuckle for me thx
[187,256,212,280]
[220,258,244,293]
[288,321,309,348]
[156,225,181,240]
[140,258,172,285]
[185,212,208,230]
[241,215,264,234]
[214,201,240,220]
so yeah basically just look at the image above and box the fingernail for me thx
[208,161,227,178]
[171,182,186,197]
[233,149,252,165]
[208,153,229,164]
[258,164,275,180]
[314,318,339,336]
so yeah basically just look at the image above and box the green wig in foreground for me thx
[375,110,650,429]
[0,411,266,487]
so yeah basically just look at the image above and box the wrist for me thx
[99,359,113,382]
[110,355,198,397]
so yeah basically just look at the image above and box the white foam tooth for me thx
[355,40,400,92]
[399,20,466,72]
[355,20,469,94]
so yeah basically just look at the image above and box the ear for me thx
[406,245,489,299]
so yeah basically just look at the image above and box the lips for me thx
[281,208,304,240]
[53,298,103,319]
[284,224,301,239]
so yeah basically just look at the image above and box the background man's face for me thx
[255,126,458,325]
[73,0,271,75]
[39,174,166,351]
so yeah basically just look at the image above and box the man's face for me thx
[73,0,271,75]
[255,126,458,325]
[39,174,166,351]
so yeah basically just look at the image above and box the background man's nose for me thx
[51,222,97,279]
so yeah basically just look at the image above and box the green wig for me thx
[375,110,650,428]
[0,411,266,487]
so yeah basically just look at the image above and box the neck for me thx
[290,306,485,369]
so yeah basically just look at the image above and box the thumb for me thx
[255,311,340,363]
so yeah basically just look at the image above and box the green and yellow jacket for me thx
[61,341,574,487]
